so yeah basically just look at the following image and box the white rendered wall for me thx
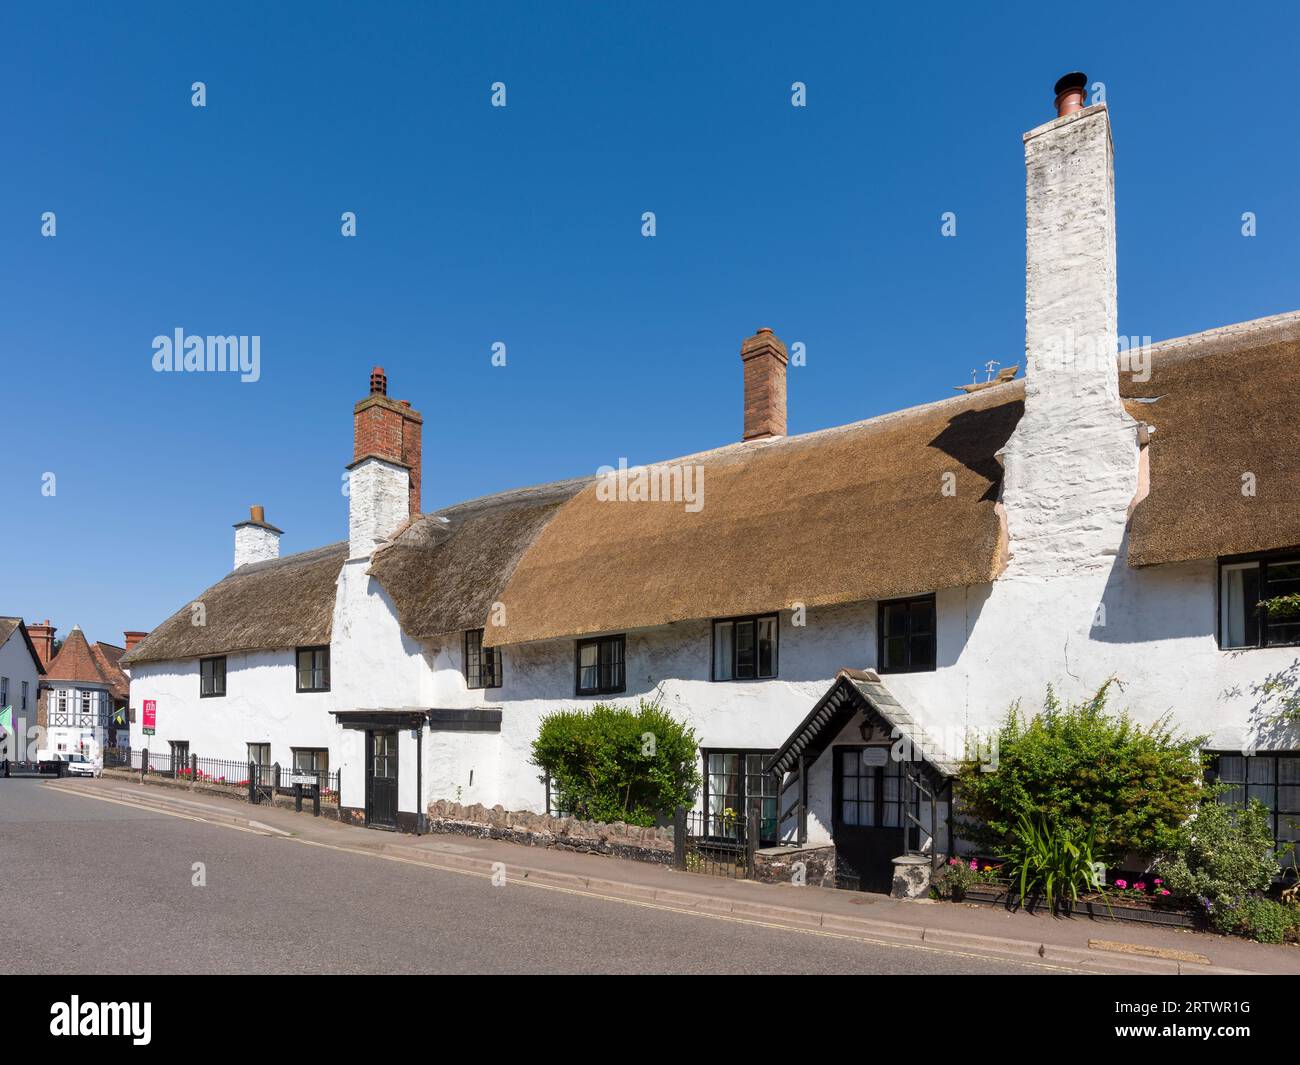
[0,630,41,757]
[128,651,335,766]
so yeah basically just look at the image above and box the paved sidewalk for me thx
[54,776,1300,975]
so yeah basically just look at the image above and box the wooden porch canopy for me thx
[765,669,959,846]
[331,708,502,733]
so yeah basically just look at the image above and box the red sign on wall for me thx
[142,699,156,736]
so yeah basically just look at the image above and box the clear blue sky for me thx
[2,1,1297,646]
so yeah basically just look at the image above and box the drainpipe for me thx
[415,719,425,835]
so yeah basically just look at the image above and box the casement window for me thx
[292,748,329,776]
[80,690,92,718]
[575,635,626,696]
[57,690,67,714]
[247,742,271,767]
[21,681,28,712]
[834,747,914,829]
[296,646,330,692]
[169,740,190,765]
[464,629,502,690]
[878,594,937,674]
[1219,553,1300,649]
[199,655,227,698]
[703,750,779,842]
[1209,752,1300,853]
[0,677,7,709]
[711,615,778,681]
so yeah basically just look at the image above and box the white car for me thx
[64,755,102,778]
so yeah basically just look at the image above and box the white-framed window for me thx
[1220,554,1300,649]
[57,689,68,714]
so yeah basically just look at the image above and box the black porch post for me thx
[415,721,426,835]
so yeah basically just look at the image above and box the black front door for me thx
[832,746,912,893]
[365,730,398,829]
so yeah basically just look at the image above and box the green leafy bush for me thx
[956,681,1205,863]
[1156,795,1281,921]
[930,857,1001,901]
[530,700,701,826]
[1211,897,1300,944]
[999,814,1104,912]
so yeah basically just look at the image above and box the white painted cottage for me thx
[0,618,45,760]
[125,75,1300,892]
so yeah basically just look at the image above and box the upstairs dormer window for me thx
[464,629,502,690]
[200,656,227,698]
[712,615,778,681]
[1220,553,1300,649]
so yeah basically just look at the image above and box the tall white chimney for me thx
[233,505,281,569]
[999,73,1139,576]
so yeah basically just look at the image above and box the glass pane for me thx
[1248,757,1276,784]
[757,617,776,677]
[909,599,935,635]
[843,777,858,800]
[1280,758,1300,786]
[1278,786,1300,814]
[735,621,755,679]
[713,622,733,680]
[909,633,936,670]
[883,636,907,671]
[842,801,859,826]
[1218,754,1246,783]
[578,643,598,690]
[1247,784,1275,810]
[841,750,859,777]
[1220,565,1260,647]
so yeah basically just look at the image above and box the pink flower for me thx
[949,858,960,866]
[1115,879,1127,889]
[970,860,978,870]
[1134,882,1146,892]
[1159,889,1170,896]
[1153,878,1162,885]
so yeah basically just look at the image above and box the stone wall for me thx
[426,799,676,864]
[751,843,836,888]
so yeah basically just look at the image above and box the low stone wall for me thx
[101,766,341,821]
[752,844,836,888]
[426,799,676,865]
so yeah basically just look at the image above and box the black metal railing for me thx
[107,747,340,810]
[679,806,754,879]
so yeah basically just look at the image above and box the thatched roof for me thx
[368,478,589,640]
[484,385,1022,646]
[121,543,346,665]
[1124,311,1300,567]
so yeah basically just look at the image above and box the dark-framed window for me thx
[464,629,502,689]
[199,655,227,698]
[1219,552,1300,649]
[292,748,329,775]
[247,742,270,767]
[711,614,778,681]
[296,646,330,692]
[575,635,625,696]
[832,746,914,830]
[702,750,778,843]
[1207,751,1300,855]
[878,594,936,673]
[21,681,28,711]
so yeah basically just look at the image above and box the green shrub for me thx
[1210,896,1300,944]
[930,857,1001,901]
[1156,795,1281,920]
[956,681,1206,863]
[530,699,701,826]
[998,814,1104,912]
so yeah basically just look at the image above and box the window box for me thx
[296,646,330,693]
[877,594,936,673]
[711,615,778,681]
[574,635,626,696]
[1219,552,1300,649]
[200,656,226,698]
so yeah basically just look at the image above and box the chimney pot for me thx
[370,366,388,396]
[250,504,265,524]
[1053,71,1088,117]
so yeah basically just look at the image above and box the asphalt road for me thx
[0,778,1056,974]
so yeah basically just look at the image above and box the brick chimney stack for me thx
[353,365,423,516]
[123,631,148,653]
[740,328,788,441]
[27,620,55,668]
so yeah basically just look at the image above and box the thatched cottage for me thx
[123,75,1300,893]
